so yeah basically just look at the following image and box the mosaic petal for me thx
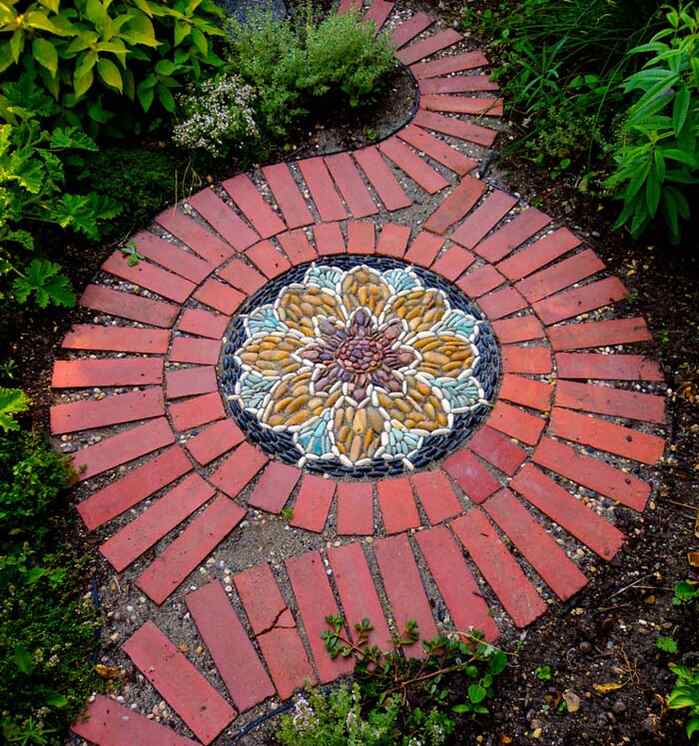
[244,305,288,337]
[432,375,483,414]
[383,268,421,294]
[376,375,450,433]
[340,266,392,317]
[236,333,305,377]
[382,424,423,461]
[276,284,346,337]
[234,371,277,414]
[431,309,479,342]
[385,289,447,333]
[262,370,341,429]
[294,408,334,459]
[332,400,387,463]
[304,264,344,292]
[412,334,476,379]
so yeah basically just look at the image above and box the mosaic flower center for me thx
[337,337,384,374]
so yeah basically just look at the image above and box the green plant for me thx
[535,664,554,681]
[607,3,699,242]
[673,579,699,605]
[668,662,699,740]
[0,386,28,432]
[657,636,680,654]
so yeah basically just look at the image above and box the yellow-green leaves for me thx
[96,56,122,92]
[32,37,58,76]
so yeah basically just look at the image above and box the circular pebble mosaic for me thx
[220,256,500,478]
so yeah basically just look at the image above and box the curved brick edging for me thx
[59,3,667,744]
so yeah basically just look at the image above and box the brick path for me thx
[64,2,666,743]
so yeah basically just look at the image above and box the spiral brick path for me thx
[64,2,666,743]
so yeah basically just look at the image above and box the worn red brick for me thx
[404,230,444,267]
[217,257,267,295]
[131,231,213,284]
[516,249,605,303]
[102,252,196,303]
[456,265,505,297]
[424,176,485,234]
[165,365,218,400]
[325,152,379,218]
[193,277,246,315]
[556,352,663,382]
[534,277,628,325]
[556,381,666,424]
[411,51,489,79]
[499,374,553,412]
[379,137,449,194]
[209,441,269,496]
[289,474,335,533]
[473,208,552,263]
[222,173,286,238]
[52,358,163,389]
[80,284,178,328]
[419,75,499,95]
[377,477,421,534]
[376,223,411,257]
[398,124,477,176]
[170,336,220,365]
[478,286,528,319]
[353,146,412,211]
[278,229,317,265]
[391,11,433,48]
[497,228,582,281]
[442,449,500,504]
[169,391,225,431]
[185,419,245,465]
[501,345,553,375]
[262,163,314,229]
[397,29,463,65]
[189,188,259,251]
[410,469,463,523]
[413,109,497,147]
[347,221,376,254]
[548,317,652,351]
[247,462,301,514]
[492,315,545,343]
[451,190,517,248]
[233,563,287,633]
[421,95,504,116]
[178,308,229,339]
[156,206,235,265]
[63,324,170,354]
[430,244,475,280]
[336,482,374,535]
[487,401,546,445]
[468,425,527,476]
[297,157,348,222]
[246,240,291,279]
[364,0,394,31]
[313,221,345,255]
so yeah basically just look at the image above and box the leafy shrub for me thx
[0,386,29,432]
[668,662,699,740]
[606,3,699,242]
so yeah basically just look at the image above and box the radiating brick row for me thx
[391,11,434,48]
[278,229,317,265]
[77,444,192,529]
[501,345,552,375]
[377,476,421,534]
[364,0,393,31]
[51,388,164,434]
[424,175,485,234]
[353,146,412,211]
[122,622,236,744]
[431,244,475,280]
[548,317,652,351]
[261,163,314,229]
[451,509,547,627]
[137,495,245,604]
[80,284,179,328]
[72,417,175,482]
[313,221,345,255]
[379,137,449,193]
[492,315,545,343]
[131,231,213,283]
[347,221,376,254]
[484,488,588,600]
[185,419,245,465]
[102,252,195,303]
[286,551,354,682]
[189,188,259,251]
[499,374,552,412]
[398,124,477,176]
[376,223,411,257]
[100,473,215,572]
[337,0,362,11]
[52,358,164,389]
[419,75,499,95]
[397,29,463,65]
[457,265,505,297]
[165,366,218,399]
[533,436,650,511]
[404,230,444,267]
[479,286,528,319]
[416,525,498,640]
[534,277,628,325]
[169,391,225,431]
[289,474,335,533]
[516,249,605,302]
[297,157,348,222]
[410,469,462,522]
[156,207,235,266]
[413,109,497,147]
[209,441,269,497]
[217,257,267,295]
[246,240,292,279]
[468,425,527,476]
[510,464,625,560]
[411,51,489,79]
[374,534,439,657]
[451,190,517,248]
[193,277,246,315]
[336,481,374,535]
[248,461,301,513]
[497,228,582,281]
[421,95,504,116]
[473,208,552,263]
[178,308,229,339]
[487,401,546,445]
[186,581,275,712]
[170,336,220,365]
[556,352,663,381]
[222,173,286,238]
[442,448,500,504]
[325,152,379,218]
[556,381,666,424]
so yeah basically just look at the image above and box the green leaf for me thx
[468,684,487,704]
[49,126,98,152]
[656,636,678,654]
[155,58,176,76]
[12,258,76,309]
[137,80,155,111]
[10,29,24,63]
[687,717,699,739]
[174,18,190,45]
[124,11,158,47]
[489,650,508,675]
[158,84,175,112]
[672,86,690,136]
[38,0,60,12]
[46,691,68,708]
[12,645,34,674]
[32,38,58,77]
[191,27,207,55]
[0,387,30,433]
[97,57,123,92]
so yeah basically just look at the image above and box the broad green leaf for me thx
[174,18,190,45]
[32,37,58,77]
[12,644,34,673]
[74,67,94,98]
[132,0,154,16]
[137,80,155,111]
[85,0,108,28]
[158,83,175,112]
[25,9,67,34]
[74,49,98,81]
[38,0,60,12]
[49,126,97,151]
[97,56,122,92]
[190,27,207,55]
[0,387,30,432]
[12,258,76,308]
[9,28,24,63]
[123,10,158,46]
[65,31,99,56]
[672,86,690,136]
[46,692,69,708]
[663,148,697,167]
[154,58,176,76]
[687,717,699,739]
[0,41,13,73]
[468,684,487,704]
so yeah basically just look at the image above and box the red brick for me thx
[364,0,393,31]
[80,284,178,328]
[51,388,164,435]
[131,231,213,284]
[347,221,376,254]
[189,188,259,251]
[122,622,236,744]
[413,109,497,147]
[186,419,245,465]
[410,469,462,523]
[391,11,434,48]
[411,51,489,79]
[186,581,275,711]
[193,277,246,314]
[246,239,291,279]
[451,190,517,248]
[62,324,170,354]
[262,163,314,229]
[337,0,362,12]
[548,318,652,351]
[217,257,266,295]
[170,336,220,365]
[534,277,628,325]
[431,244,475,280]
[397,29,463,65]
[492,315,544,344]
[468,425,527,476]
[501,345,553,375]
[297,157,348,222]
[499,374,552,411]
[71,695,198,746]
[72,418,175,482]
[533,436,650,511]
[404,230,444,267]
[398,124,477,176]
[479,286,528,319]
[52,358,163,389]
[233,563,287,633]
[419,75,499,95]
[451,509,547,627]
[278,229,317,265]
[289,474,335,533]
[102,252,195,304]
[556,352,663,382]
[487,401,545,445]
[510,464,625,560]
[100,474,215,572]
[374,534,439,656]
[286,551,354,682]
[353,146,412,212]
[377,477,420,534]
[516,249,605,303]
[222,173,286,238]
[248,461,301,513]
[484,488,588,601]
[209,442,269,497]
[456,265,505,297]
[376,223,411,257]
[178,308,229,339]
[313,221,345,255]
[415,525,498,640]
[424,176,485,234]
[77,444,191,529]
[379,137,449,194]
[442,449,500,504]
[156,206,235,266]
[327,543,393,650]
[325,152,379,218]
[165,366,218,400]
[169,391,225,431]
[556,381,665,424]
[421,95,504,116]
[497,228,582,281]
[474,208,552,263]
[336,481,374,535]
[137,495,245,604]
